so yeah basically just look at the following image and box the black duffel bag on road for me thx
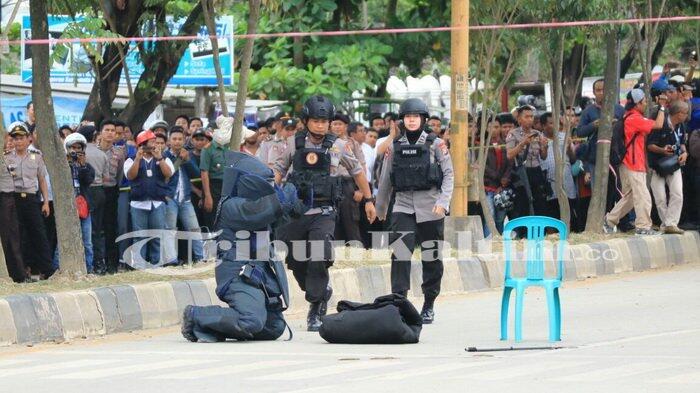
[319,294,423,344]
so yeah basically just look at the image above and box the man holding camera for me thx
[64,133,96,272]
[505,105,550,218]
[646,99,689,235]
[123,130,174,265]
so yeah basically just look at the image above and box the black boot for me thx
[307,302,323,332]
[421,298,435,324]
[319,286,333,317]
[181,305,198,342]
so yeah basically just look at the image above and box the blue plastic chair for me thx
[500,216,567,342]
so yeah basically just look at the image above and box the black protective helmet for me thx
[301,95,335,121]
[398,98,429,119]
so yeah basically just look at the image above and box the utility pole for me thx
[450,0,469,216]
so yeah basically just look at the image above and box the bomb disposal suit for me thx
[181,152,305,342]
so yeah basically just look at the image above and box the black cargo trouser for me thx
[15,193,54,277]
[335,178,362,244]
[279,212,336,303]
[389,212,444,301]
[0,193,27,282]
[202,178,223,232]
[104,186,120,272]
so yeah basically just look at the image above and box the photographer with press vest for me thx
[375,98,454,324]
[274,95,376,332]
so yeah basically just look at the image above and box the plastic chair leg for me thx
[545,287,558,342]
[500,286,513,340]
[554,287,561,341]
[514,286,524,342]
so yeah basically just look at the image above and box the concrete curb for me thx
[0,231,698,346]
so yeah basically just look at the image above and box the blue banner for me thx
[21,15,234,86]
[0,95,87,129]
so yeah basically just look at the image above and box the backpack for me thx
[610,114,636,167]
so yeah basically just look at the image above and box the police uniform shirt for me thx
[200,141,227,180]
[336,137,366,178]
[0,154,15,192]
[257,136,291,168]
[375,131,454,223]
[86,143,110,186]
[274,134,362,214]
[505,127,545,168]
[4,149,48,193]
[99,144,126,187]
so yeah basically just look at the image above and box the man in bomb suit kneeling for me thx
[181,152,305,342]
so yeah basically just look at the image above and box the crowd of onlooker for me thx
[471,61,700,238]
[2,60,699,283]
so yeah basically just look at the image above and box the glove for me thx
[274,183,308,220]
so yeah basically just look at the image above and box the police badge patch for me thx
[306,152,319,165]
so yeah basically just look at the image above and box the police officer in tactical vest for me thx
[375,98,454,324]
[274,95,377,331]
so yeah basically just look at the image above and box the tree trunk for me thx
[619,33,639,78]
[585,31,620,233]
[386,0,399,26]
[550,34,571,230]
[292,2,305,67]
[230,0,261,150]
[119,4,204,131]
[194,87,211,118]
[83,0,144,123]
[561,43,586,107]
[30,0,86,276]
[202,0,228,117]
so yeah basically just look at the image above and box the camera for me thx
[69,151,79,160]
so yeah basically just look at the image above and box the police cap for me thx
[8,122,30,137]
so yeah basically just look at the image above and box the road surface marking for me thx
[452,361,591,381]
[146,360,310,379]
[353,361,498,381]
[253,360,403,381]
[49,359,217,379]
[651,371,700,384]
[0,359,32,368]
[548,362,676,382]
[0,359,119,378]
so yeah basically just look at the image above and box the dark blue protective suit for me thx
[182,152,304,342]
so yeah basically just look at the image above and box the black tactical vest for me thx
[287,132,342,207]
[390,134,443,192]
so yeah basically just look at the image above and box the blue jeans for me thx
[484,191,507,237]
[130,203,166,265]
[52,216,93,273]
[164,198,204,263]
[117,191,131,263]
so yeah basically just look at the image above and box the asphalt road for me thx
[1,264,699,393]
